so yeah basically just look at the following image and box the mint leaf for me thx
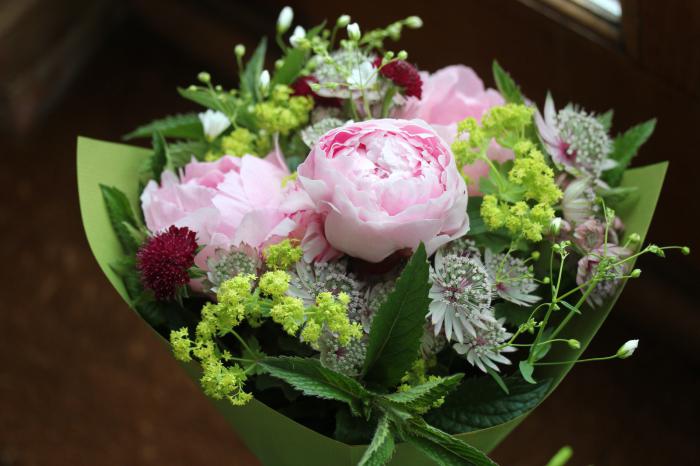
[384,374,463,414]
[167,140,209,168]
[99,184,141,254]
[492,61,524,105]
[603,119,656,186]
[260,357,370,415]
[407,420,498,466]
[240,37,267,102]
[123,113,203,140]
[358,415,395,466]
[363,243,431,387]
[425,376,550,433]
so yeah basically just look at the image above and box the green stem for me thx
[380,86,397,118]
[534,354,618,366]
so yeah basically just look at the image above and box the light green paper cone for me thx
[77,136,666,466]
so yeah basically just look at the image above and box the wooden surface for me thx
[1,5,698,466]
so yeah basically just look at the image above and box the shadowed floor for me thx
[1,19,697,466]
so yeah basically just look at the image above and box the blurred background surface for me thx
[1,0,698,465]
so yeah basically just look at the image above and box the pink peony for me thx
[398,65,512,194]
[140,149,295,270]
[290,118,469,263]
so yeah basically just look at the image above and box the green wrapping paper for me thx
[77,136,667,466]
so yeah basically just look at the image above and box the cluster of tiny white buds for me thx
[616,339,639,359]
[347,23,361,41]
[276,6,293,34]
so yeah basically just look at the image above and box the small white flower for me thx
[347,61,376,90]
[198,110,230,140]
[453,318,516,373]
[259,70,270,92]
[427,249,494,344]
[277,6,294,34]
[289,26,306,47]
[616,339,639,359]
[347,22,361,41]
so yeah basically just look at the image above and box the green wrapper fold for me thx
[77,136,666,466]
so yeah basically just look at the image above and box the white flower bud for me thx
[347,23,361,41]
[198,110,230,140]
[277,6,293,34]
[259,70,270,92]
[550,217,563,235]
[336,14,351,28]
[405,16,423,29]
[616,339,639,359]
[197,71,211,83]
[234,44,246,58]
[397,50,408,60]
[289,25,306,48]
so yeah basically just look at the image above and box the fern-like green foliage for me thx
[124,113,203,140]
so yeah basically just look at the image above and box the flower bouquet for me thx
[77,8,687,466]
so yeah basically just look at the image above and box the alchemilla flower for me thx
[452,318,516,373]
[137,225,198,300]
[428,248,494,343]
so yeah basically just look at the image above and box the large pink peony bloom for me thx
[290,118,469,263]
[140,149,295,270]
[399,65,512,194]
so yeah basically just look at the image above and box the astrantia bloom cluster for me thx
[137,226,198,300]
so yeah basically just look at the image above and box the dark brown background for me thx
[1,1,698,465]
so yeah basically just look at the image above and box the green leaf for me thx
[358,415,395,466]
[123,113,203,140]
[272,47,306,86]
[241,336,266,375]
[384,374,463,414]
[485,367,509,395]
[492,61,524,105]
[425,376,550,433]
[407,421,498,466]
[518,360,536,384]
[240,37,267,101]
[334,407,375,444]
[597,110,614,131]
[466,198,487,235]
[558,300,581,315]
[260,357,370,415]
[363,243,431,387]
[167,140,209,168]
[99,184,140,254]
[603,119,656,186]
[545,446,574,466]
[598,185,639,208]
[473,231,512,254]
[176,87,239,116]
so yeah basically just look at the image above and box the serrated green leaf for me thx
[492,61,524,105]
[358,415,395,466]
[597,110,614,131]
[99,184,140,254]
[519,360,536,384]
[384,374,463,414]
[167,140,209,168]
[334,407,375,444]
[176,87,239,116]
[260,357,370,415]
[123,113,203,140]
[603,119,656,186]
[363,243,431,387]
[425,376,550,433]
[240,37,267,102]
[407,420,498,466]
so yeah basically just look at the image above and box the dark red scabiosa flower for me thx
[137,225,198,300]
[291,75,341,108]
[372,57,423,99]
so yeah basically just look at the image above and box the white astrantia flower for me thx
[205,244,261,292]
[427,248,494,343]
[616,339,639,359]
[198,110,230,140]
[484,249,540,306]
[289,25,306,47]
[301,118,347,148]
[452,318,516,373]
[319,332,367,376]
[276,6,293,34]
[347,61,377,90]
